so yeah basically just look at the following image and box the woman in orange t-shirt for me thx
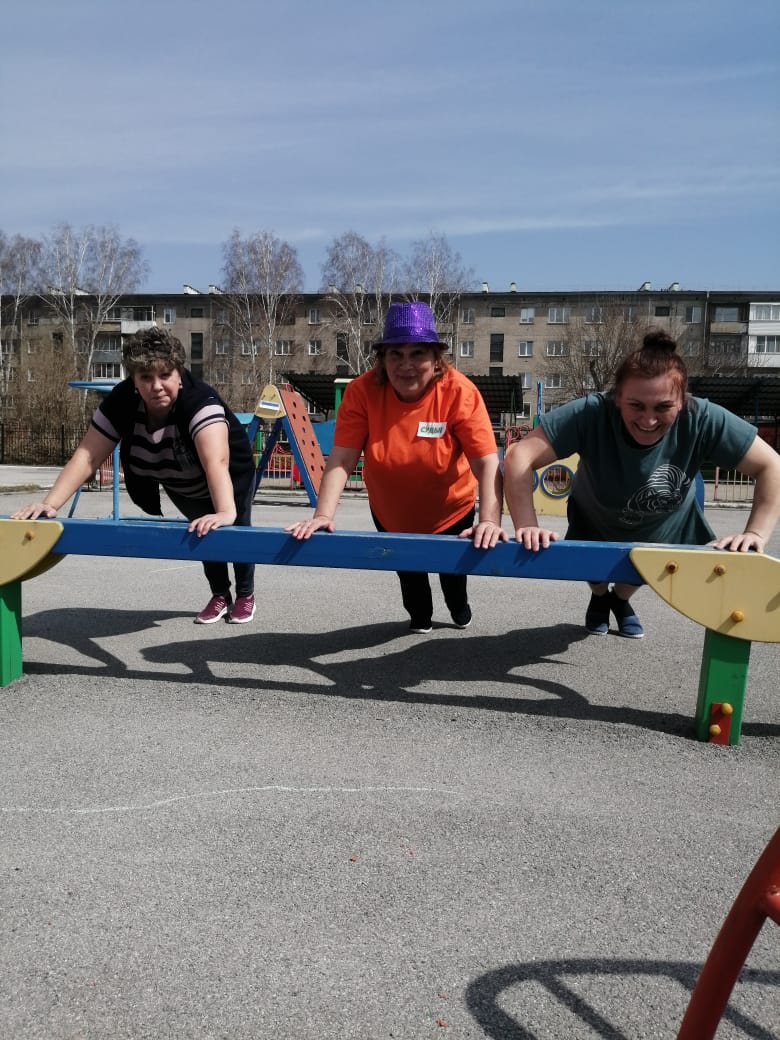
[286,302,505,632]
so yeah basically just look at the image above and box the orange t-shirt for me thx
[334,367,497,533]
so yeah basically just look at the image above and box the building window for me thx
[213,369,227,386]
[336,334,348,363]
[215,341,228,355]
[623,305,637,323]
[26,312,39,326]
[92,362,122,380]
[489,365,503,377]
[308,307,321,325]
[241,374,255,385]
[520,373,533,390]
[308,340,322,356]
[240,342,255,356]
[547,306,569,324]
[654,306,671,317]
[583,341,601,357]
[190,333,203,374]
[214,308,227,325]
[546,341,567,357]
[708,336,742,358]
[755,335,780,354]
[190,307,205,319]
[583,374,596,390]
[750,303,780,321]
[545,373,563,389]
[97,335,121,352]
[714,306,739,322]
[519,307,535,324]
[462,307,475,325]
[517,341,533,357]
[163,307,177,324]
[489,334,504,363]
[361,310,377,326]
[275,340,292,356]
[584,306,604,324]
[490,306,505,318]
[685,305,702,323]
[27,342,37,354]
[460,341,475,358]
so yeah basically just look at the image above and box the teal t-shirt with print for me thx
[540,394,756,544]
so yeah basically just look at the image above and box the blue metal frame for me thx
[33,517,644,584]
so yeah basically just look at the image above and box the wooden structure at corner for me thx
[248,384,326,506]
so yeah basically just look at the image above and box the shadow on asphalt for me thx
[464,958,780,1039]
[20,607,780,742]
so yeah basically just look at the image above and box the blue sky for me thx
[2,0,778,293]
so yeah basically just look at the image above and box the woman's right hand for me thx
[285,515,335,540]
[514,525,559,551]
[11,502,58,520]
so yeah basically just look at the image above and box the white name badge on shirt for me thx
[417,421,447,438]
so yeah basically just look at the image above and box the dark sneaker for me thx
[451,604,472,629]
[610,592,645,638]
[195,593,231,624]
[409,619,433,634]
[585,592,610,635]
[228,594,256,625]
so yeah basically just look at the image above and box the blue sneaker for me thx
[585,593,610,635]
[610,592,644,638]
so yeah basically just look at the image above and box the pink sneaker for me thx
[195,593,231,624]
[228,594,256,624]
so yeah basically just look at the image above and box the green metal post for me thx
[0,580,23,687]
[695,629,751,745]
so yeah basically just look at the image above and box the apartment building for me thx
[4,284,779,425]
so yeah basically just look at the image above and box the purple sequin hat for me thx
[373,301,444,349]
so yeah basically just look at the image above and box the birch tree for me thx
[220,229,304,398]
[0,232,43,416]
[39,223,148,417]
[320,231,401,375]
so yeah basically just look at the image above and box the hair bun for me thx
[642,328,677,354]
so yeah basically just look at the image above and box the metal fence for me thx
[0,422,87,466]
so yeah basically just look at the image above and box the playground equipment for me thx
[0,516,777,745]
[249,384,325,506]
[677,825,780,1039]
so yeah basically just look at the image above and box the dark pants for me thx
[372,506,475,624]
[167,481,255,599]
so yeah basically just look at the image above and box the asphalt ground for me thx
[0,467,778,1039]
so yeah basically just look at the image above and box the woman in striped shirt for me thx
[13,327,257,625]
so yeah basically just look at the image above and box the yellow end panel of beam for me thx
[254,384,285,420]
[0,519,64,585]
[630,546,780,644]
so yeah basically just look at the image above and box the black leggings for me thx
[371,506,475,623]
[166,481,255,598]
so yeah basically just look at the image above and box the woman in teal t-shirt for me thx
[503,329,780,639]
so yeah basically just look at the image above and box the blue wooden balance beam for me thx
[1,517,777,745]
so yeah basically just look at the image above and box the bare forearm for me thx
[313,464,351,520]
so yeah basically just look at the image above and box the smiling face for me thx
[614,373,684,446]
[382,344,440,402]
[133,364,183,420]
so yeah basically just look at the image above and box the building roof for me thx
[281,371,525,424]
[688,375,780,420]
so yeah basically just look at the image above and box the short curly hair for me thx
[122,326,186,375]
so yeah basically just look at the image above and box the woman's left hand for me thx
[460,520,508,549]
[710,531,766,553]
[188,510,236,537]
